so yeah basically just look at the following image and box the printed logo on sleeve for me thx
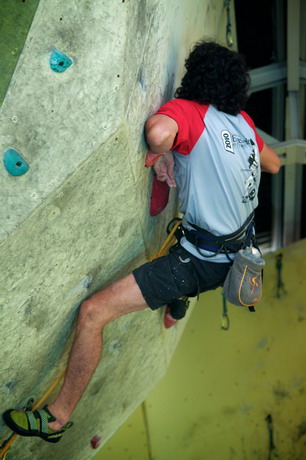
[221,130,234,154]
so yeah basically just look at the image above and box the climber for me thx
[2,40,280,443]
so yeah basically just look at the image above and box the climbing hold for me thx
[3,148,29,176]
[90,436,102,449]
[50,49,73,73]
[164,306,177,329]
[150,175,170,216]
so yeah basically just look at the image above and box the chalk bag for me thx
[223,249,265,307]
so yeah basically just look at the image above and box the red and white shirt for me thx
[157,99,264,261]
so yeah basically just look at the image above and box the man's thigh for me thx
[84,273,149,324]
[133,245,231,310]
[133,246,199,310]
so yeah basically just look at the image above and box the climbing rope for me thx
[151,219,182,260]
[0,219,182,458]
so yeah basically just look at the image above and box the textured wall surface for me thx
[0,1,233,459]
[97,239,306,460]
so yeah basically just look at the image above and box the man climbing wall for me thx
[3,40,280,443]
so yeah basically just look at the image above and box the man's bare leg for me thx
[47,273,148,430]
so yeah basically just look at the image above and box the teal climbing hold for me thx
[50,49,73,73]
[3,148,29,176]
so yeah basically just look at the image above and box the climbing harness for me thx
[275,253,287,298]
[182,212,255,261]
[167,214,263,311]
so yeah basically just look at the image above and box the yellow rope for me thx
[150,219,182,260]
[0,219,181,458]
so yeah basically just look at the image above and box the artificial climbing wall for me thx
[96,239,306,460]
[0,1,234,459]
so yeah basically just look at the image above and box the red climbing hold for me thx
[145,151,163,167]
[91,436,102,449]
[150,175,170,216]
[164,306,177,329]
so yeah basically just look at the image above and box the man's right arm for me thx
[145,114,179,187]
[145,114,178,154]
[260,143,281,174]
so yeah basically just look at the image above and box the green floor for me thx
[95,239,306,460]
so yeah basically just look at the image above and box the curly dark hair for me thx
[174,40,250,115]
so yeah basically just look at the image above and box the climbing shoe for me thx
[164,297,190,329]
[2,405,73,443]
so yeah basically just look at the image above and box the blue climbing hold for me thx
[3,148,29,176]
[50,49,73,73]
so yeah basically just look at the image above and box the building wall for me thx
[0,1,234,459]
[96,239,306,460]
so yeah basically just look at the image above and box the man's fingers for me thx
[166,178,176,188]
[153,151,176,187]
[167,161,174,179]
[156,174,176,187]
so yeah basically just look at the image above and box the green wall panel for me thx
[0,0,40,106]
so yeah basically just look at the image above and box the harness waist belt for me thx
[183,212,255,256]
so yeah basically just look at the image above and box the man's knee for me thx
[79,295,112,326]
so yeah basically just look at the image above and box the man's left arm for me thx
[260,143,281,174]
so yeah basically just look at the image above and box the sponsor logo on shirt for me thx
[221,130,234,154]
[242,149,260,203]
[232,135,254,147]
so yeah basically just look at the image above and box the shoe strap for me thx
[26,410,38,432]
[42,405,56,422]
[36,409,49,434]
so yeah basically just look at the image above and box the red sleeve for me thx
[156,99,208,155]
[240,111,265,152]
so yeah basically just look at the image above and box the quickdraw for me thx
[221,293,230,331]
